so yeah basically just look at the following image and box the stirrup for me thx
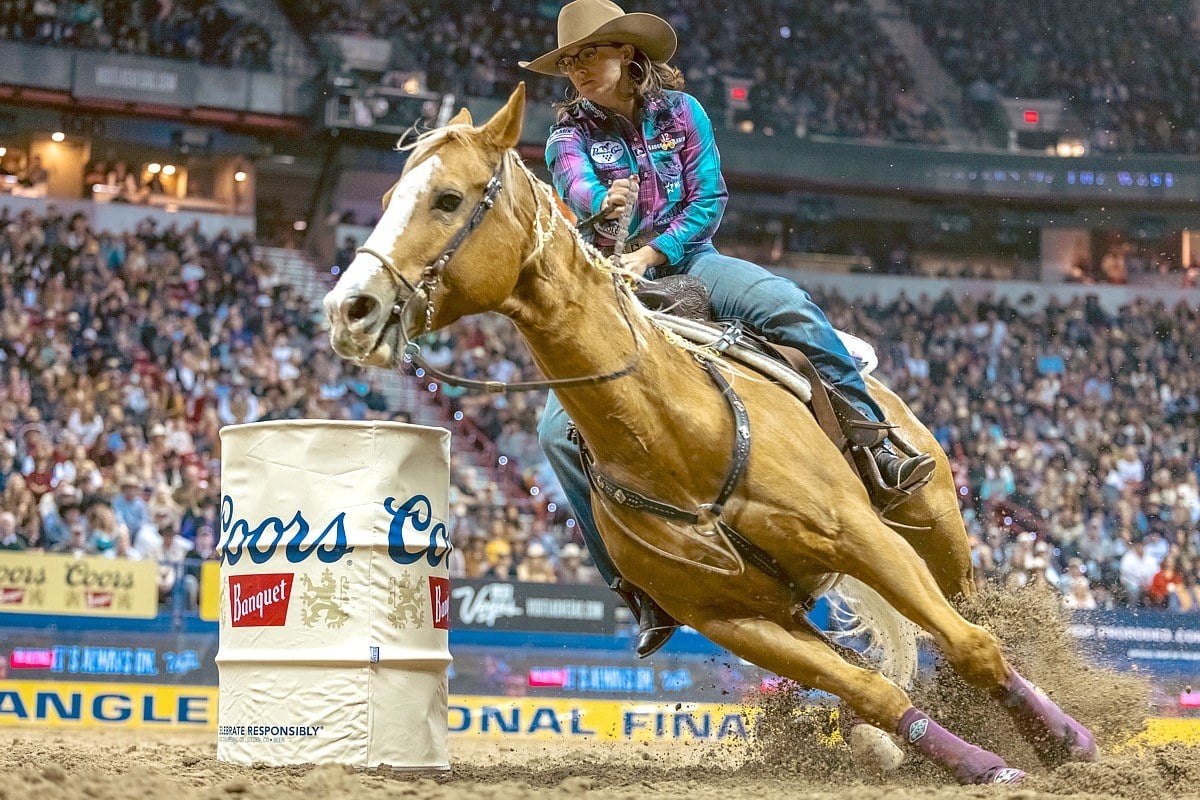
[852,444,935,513]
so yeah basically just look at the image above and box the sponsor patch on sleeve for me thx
[547,128,576,147]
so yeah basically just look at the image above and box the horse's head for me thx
[324,84,529,367]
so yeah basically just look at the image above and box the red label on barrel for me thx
[430,577,450,630]
[229,573,294,627]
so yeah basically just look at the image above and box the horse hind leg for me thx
[698,614,1024,785]
[831,511,1098,766]
[866,374,975,599]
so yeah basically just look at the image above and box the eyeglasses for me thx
[556,43,620,75]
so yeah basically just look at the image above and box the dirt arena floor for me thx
[8,585,1200,799]
[7,726,1200,800]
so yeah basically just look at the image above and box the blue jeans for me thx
[537,245,883,587]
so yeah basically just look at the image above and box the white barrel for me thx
[215,420,452,769]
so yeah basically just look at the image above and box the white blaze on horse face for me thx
[340,154,442,292]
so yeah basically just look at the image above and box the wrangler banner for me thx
[0,683,1197,747]
[0,552,158,618]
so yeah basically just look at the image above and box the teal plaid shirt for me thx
[545,90,729,266]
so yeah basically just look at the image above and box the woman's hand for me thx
[618,245,666,278]
[601,175,639,219]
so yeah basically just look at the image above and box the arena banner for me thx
[448,696,753,742]
[450,579,622,634]
[72,52,198,107]
[2,683,1195,747]
[1070,609,1200,676]
[0,629,218,685]
[450,645,765,701]
[0,680,217,728]
[0,552,158,618]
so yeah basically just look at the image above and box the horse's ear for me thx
[481,83,526,151]
[447,107,473,127]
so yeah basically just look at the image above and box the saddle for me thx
[634,275,922,512]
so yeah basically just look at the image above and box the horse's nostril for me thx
[346,295,379,325]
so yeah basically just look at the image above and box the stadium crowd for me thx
[0,205,569,608]
[901,0,1200,153]
[285,0,944,143]
[2,204,1200,614]
[0,0,274,70]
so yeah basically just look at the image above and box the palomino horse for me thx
[324,85,1096,784]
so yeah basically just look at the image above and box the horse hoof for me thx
[847,724,905,772]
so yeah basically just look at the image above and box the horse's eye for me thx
[434,192,462,213]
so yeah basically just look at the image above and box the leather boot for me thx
[611,578,678,658]
[828,388,936,511]
[873,442,936,495]
[851,441,936,512]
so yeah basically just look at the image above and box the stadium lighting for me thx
[234,170,247,183]
[0,147,6,157]
[147,163,162,174]
[293,220,307,231]
[51,131,65,142]
[162,164,177,175]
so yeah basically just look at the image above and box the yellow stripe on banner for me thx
[0,681,218,729]
[2,682,1200,747]
[199,561,220,622]
[447,696,753,741]
[1133,717,1200,746]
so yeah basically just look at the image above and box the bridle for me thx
[352,151,643,394]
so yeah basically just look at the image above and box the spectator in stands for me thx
[1062,576,1098,611]
[19,155,48,191]
[111,474,149,535]
[183,525,216,607]
[106,162,144,204]
[554,542,591,584]
[1119,537,1160,607]
[1170,571,1200,613]
[0,510,25,550]
[517,541,557,583]
[484,538,516,580]
[1149,557,1183,609]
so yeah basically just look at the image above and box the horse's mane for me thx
[396,121,726,366]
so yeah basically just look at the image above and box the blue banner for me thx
[1070,609,1200,677]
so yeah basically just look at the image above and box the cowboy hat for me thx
[520,0,677,77]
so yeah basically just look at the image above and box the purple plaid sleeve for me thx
[648,94,728,265]
[545,126,607,221]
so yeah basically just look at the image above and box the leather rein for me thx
[354,154,643,394]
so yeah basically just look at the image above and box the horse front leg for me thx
[698,614,1024,785]
[831,509,1098,767]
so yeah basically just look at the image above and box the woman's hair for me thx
[555,48,684,120]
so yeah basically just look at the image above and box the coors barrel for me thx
[215,420,452,769]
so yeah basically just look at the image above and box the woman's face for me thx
[562,42,632,109]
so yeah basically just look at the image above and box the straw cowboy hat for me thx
[520,0,677,76]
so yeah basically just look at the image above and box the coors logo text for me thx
[65,561,134,589]
[219,495,453,567]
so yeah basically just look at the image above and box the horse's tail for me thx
[828,575,921,772]
[828,575,920,687]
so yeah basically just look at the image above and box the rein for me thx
[354,152,644,395]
